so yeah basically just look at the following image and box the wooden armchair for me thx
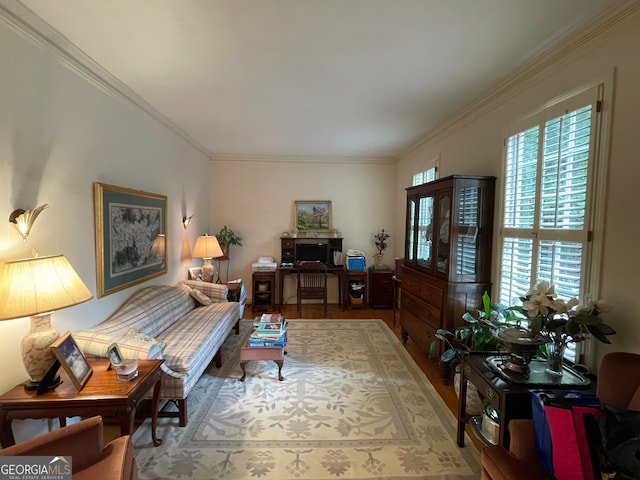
[0,416,138,480]
[480,352,640,480]
[297,260,328,317]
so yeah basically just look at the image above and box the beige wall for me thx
[211,158,396,304]
[395,5,640,366]
[0,16,214,400]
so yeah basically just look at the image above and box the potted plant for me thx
[373,229,390,266]
[509,281,616,375]
[429,292,512,414]
[214,225,243,259]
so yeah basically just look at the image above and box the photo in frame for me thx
[295,201,332,232]
[188,267,204,281]
[94,182,167,298]
[50,332,93,391]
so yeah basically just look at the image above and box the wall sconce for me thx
[9,204,49,240]
[183,214,194,229]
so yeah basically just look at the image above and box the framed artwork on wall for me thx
[94,182,167,298]
[295,200,332,232]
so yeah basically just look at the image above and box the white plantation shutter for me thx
[498,86,605,360]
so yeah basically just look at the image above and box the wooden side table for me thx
[239,337,285,381]
[0,359,164,448]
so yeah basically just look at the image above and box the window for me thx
[498,85,606,361]
[412,155,439,186]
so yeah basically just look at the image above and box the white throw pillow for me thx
[190,288,212,306]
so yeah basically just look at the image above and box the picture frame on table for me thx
[295,200,332,232]
[188,267,204,281]
[50,332,93,391]
[93,182,167,298]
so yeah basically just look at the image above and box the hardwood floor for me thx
[246,303,484,451]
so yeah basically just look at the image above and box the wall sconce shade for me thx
[192,234,223,282]
[0,255,93,388]
[9,204,49,240]
[150,233,166,257]
[183,214,194,229]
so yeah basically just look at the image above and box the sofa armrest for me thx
[181,280,229,302]
[481,445,552,480]
[0,416,105,472]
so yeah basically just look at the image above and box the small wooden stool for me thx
[239,339,285,381]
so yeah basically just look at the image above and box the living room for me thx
[1,0,639,466]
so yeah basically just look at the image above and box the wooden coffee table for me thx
[239,338,285,381]
[0,359,164,447]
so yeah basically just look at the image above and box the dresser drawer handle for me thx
[484,387,496,401]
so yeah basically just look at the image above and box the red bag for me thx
[536,391,602,480]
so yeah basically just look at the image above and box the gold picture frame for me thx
[50,332,93,391]
[94,182,167,298]
[295,200,332,232]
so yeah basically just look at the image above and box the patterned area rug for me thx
[133,319,480,479]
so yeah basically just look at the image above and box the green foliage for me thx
[215,225,243,251]
[374,229,390,254]
[429,292,518,363]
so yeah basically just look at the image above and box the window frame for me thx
[495,81,612,363]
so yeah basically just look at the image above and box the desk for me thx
[457,354,593,448]
[0,359,163,448]
[278,265,345,310]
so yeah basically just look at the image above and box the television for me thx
[296,241,328,263]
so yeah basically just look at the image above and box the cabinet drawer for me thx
[401,275,421,297]
[462,360,500,411]
[282,239,295,248]
[400,307,437,354]
[419,282,444,309]
[402,291,442,329]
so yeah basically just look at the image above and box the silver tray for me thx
[486,356,591,387]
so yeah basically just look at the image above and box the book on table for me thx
[247,331,287,347]
[249,314,287,346]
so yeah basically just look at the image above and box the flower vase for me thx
[374,253,384,266]
[545,341,567,376]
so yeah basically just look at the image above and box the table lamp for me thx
[192,234,223,283]
[0,255,93,390]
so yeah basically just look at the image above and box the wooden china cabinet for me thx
[399,175,496,357]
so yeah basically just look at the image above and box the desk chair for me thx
[297,261,328,317]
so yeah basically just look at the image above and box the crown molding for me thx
[401,0,640,159]
[209,153,397,165]
[0,0,211,158]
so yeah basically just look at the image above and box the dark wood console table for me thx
[0,359,164,448]
[457,353,594,448]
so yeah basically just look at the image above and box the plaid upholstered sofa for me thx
[73,280,240,426]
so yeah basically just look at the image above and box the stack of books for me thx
[248,313,287,347]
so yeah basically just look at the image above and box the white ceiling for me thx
[12,0,617,159]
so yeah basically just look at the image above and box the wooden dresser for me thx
[399,175,495,356]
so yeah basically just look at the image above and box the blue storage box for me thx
[347,256,366,271]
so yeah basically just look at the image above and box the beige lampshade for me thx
[150,233,166,257]
[192,234,223,260]
[0,255,93,320]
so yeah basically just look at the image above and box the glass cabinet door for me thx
[406,198,416,262]
[455,186,480,275]
[436,193,451,273]
[416,195,434,269]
